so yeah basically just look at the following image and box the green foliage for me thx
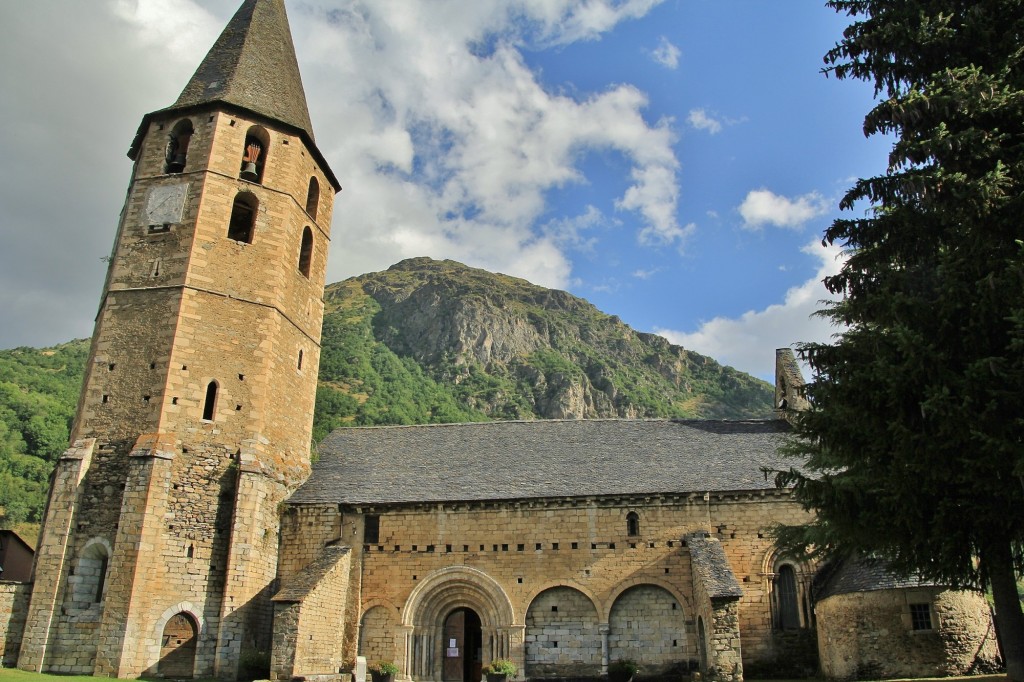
[368,661,399,676]
[483,658,517,676]
[0,340,87,525]
[772,1,1024,676]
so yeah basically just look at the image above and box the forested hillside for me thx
[0,340,87,527]
[1,258,774,527]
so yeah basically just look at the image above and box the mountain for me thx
[313,257,772,440]
[0,258,774,525]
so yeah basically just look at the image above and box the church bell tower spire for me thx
[19,0,338,677]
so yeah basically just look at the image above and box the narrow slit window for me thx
[95,554,109,602]
[626,511,640,536]
[202,381,218,421]
[297,349,304,370]
[305,176,320,219]
[774,564,801,630]
[298,227,313,278]
[227,193,257,243]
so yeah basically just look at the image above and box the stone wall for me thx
[816,587,1000,680]
[282,490,810,678]
[271,546,352,681]
[0,582,30,667]
[524,586,602,677]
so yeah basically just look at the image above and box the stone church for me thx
[0,1,1001,680]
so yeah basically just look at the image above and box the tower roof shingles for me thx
[169,0,314,139]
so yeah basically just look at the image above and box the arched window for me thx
[773,564,801,630]
[165,119,194,174]
[626,511,640,537]
[305,177,320,219]
[298,227,313,278]
[240,125,270,184]
[227,192,257,243]
[202,381,218,421]
[70,539,111,607]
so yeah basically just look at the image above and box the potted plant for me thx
[483,658,517,682]
[608,659,639,682]
[368,661,399,682]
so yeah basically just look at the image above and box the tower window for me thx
[227,193,257,243]
[298,349,304,370]
[298,227,313,278]
[240,125,270,184]
[164,118,193,174]
[202,381,218,421]
[305,177,320,219]
[626,511,640,536]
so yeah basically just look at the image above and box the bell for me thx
[240,162,258,181]
[167,154,186,173]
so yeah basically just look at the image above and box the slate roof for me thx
[171,0,314,139]
[815,556,947,600]
[291,419,792,506]
[687,533,744,599]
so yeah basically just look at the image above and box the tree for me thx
[773,2,1024,679]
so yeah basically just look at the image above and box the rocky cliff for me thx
[313,257,772,438]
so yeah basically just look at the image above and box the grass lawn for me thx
[0,671,218,682]
[0,670,1009,682]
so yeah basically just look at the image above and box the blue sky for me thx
[0,0,890,381]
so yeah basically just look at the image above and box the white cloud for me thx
[632,267,661,280]
[296,0,685,282]
[0,0,682,347]
[687,108,722,134]
[655,240,846,381]
[650,36,680,69]
[738,188,829,230]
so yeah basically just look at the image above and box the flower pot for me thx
[486,674,508,682]
[370,673,393,682]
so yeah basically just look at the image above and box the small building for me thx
[0,531,34,583]
[814,557,1001,680]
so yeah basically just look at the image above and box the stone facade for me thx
[816,587,1000,680]
[0,582,30,667]
[273,489,815,682]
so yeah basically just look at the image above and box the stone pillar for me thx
[95,433,176,678]
[216,450,283,679]
[599,623,610,675]
[17,438,95,672]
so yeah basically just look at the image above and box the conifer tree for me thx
[774,2,1024,678]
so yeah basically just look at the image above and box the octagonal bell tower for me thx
[19,1,340,678]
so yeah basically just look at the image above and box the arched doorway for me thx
[401,566,516,681]
[443,608,482,682]
[159,612,198,678]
